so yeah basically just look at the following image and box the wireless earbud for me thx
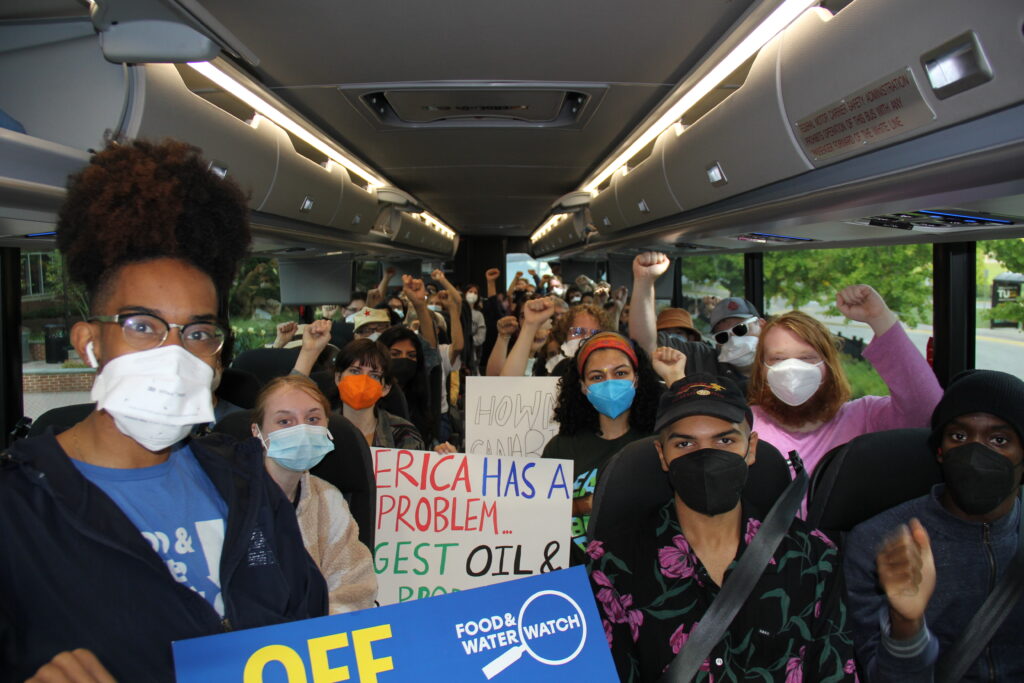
[85,341,99,369]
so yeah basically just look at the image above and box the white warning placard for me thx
[794,68,935,163]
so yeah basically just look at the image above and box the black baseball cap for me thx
[654,373,753,433]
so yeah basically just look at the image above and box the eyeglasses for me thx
[568,326,601,340]
[712,317,758,345]
[90,313,226,357]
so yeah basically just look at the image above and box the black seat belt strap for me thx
[935,493,1024,683]
[660,451,808,683]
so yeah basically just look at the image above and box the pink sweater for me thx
[751,323,942,479]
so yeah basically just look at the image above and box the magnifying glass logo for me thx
[481,590,588,679]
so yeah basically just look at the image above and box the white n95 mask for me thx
[560,338,583,359]
[717,334,758,369]
[765,358,824,406]
[90,345,215,451]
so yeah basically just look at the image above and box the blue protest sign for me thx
[173,565,616,682]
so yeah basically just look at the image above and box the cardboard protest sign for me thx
[373,448,572,605]
[464,376,559,458]
[174,566,616,682]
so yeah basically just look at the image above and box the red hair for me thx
[748,311,851,426]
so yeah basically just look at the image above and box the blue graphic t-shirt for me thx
[73,444,229,616]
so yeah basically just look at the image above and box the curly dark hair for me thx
[552,338,662,436]
[335,338,393,386]
[56,139,251,311]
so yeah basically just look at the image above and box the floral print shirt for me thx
[587,500,858,682]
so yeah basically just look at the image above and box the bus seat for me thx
[588,436,791,543]
[213,410,376,551]
[27,403,95,438]
[806,428,941,542]
[216,367,262,410]
[230,347,301,386]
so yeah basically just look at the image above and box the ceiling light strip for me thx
[580,0,816,194]
[530,0,816,244]
[187,61,457,240]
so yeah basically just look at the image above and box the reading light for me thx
[705,162,727,186]
[580,0,816,194]
[921,32,992,100]
[530,0,816,244]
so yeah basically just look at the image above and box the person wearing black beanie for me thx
[844,369,1024,682]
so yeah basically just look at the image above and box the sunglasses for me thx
[713,317,758,345]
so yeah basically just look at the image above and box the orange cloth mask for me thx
[337,373,383,410]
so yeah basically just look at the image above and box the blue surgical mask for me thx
[259,424,334,472]
[585,379,636,419]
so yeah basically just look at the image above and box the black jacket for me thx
[0,432,327,682]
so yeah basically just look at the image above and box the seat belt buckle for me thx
[787,450,805,476]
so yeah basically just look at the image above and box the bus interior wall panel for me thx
[563,102,1024,260]
[779,0,1024,170]
[661,26,809,216]
[256,137,344,227]
[123,63,283,212]
[328,174,378,235]
[613,128,683,228]
[588,178,627,234]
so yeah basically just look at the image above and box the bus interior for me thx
[1,0,1023,443]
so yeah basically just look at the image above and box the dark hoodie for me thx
[0,431,327,682]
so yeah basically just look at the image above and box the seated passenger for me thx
[630,252,764,391]
[588,374,857,682]
[499,298,610,377]
[844,370,1024,682]
[656,307,703,343]
[542,331,685,561]
[251,375,377,614]
[0,140,326,681]
[747,288,941,475]
[336,338,424,450]
[379,325,435,447]
[351,306,392,341]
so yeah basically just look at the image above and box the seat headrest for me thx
[588,436,792,542]
[216,367,262,410]
[807,428,941,533]
[230,348,302,386]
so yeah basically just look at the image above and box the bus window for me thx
[20,250,90,422]
[679,253,744,335]
[763,243,934,398]
[976,238,1024,377]
[506,253,554,291]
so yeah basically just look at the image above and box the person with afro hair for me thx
[0,140,328,682]
[541,331,687,564]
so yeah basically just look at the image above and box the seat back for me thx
[589,436,792,542]
[806,428,941,541]
[214,410,376,550]
[216,367,262,409]
[230,347,301,386]
[27,403,95,437]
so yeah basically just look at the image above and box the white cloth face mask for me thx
[718,333,758,369]
[765,358,824,406]
[90,345,215,451]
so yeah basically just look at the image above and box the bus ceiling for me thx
[0,0,1022,262]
